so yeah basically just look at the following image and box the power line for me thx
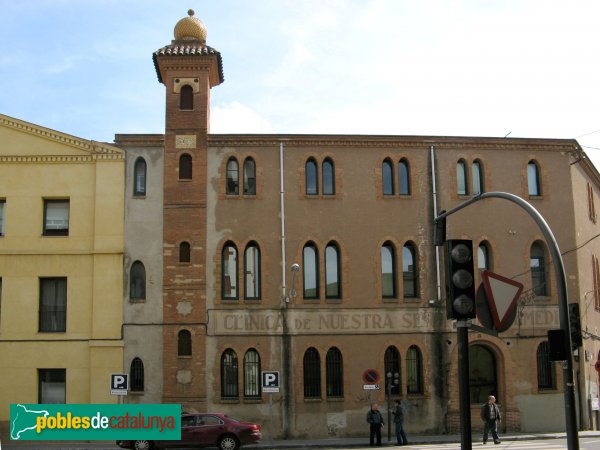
[574,129,600,139]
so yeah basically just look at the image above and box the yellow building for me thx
[0,114,125,432]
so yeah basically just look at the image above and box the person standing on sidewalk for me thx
[393,399,409,445]
[480,395,501,445]
[366,403,384,446]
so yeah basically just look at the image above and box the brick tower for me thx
[153,9,223,409]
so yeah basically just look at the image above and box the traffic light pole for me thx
[436,192,579,450]
[456,320,472,450]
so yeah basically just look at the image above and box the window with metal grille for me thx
[244,349,261,399]
[221,349,239,399]
[536,341,555,390]
[303,347,321,398]
[406,345,423,395]
[326,347,343,398]
[384,346,401,395]
[130,358,144,392]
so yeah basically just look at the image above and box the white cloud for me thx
[211,101,274,134]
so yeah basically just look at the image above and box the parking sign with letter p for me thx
[111,373,128,395]
[261,371,280,393]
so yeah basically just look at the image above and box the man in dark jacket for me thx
[480,395,501,444]
[366,403,384,446]
[393,399,408,445]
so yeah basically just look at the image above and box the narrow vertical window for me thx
[130,358,144,392]
[537,341,555,390]
[594,255,600,311]
[588,183,597,223]
[179,241,191,263]
[457,160,468,195]
[221,349,239,399]
[133,157,147,196]
[0,199,5,236]
[243,157,256,195]
[244,243,261,300]
[406,345,423,394]
[403,243,418,298]
[130,261,146,300]
[226,158,239,195]
[477,241,491,277]
[178,330,192,356]
[38,369,66,403]
[382,159,394,195]
[39,277,67,332]
[325,242,341,299]
[472,160,483,195]
[322,158,335,195]
[381,243,397,298]
[384,346,401,396]
[180,84,194,110]
[244,349,261,399]
[303,243,319,299]
[326,347,343,398]
[179,154,192,180]
[531,242,548,296]
[303,347,321,398]
[306,159,318,195]
[528,160,541,196]
[398,159,410,195]
[43,199,69,236]
[222,243,238,300]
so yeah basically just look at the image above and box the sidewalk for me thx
[251,430,600,448]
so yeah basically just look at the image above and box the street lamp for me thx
[386,371,400,442]
[289,263,300,301]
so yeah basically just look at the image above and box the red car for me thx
[116,413,262,450]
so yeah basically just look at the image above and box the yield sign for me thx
[481,270,524,331]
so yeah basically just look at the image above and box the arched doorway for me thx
[469,344,498,404]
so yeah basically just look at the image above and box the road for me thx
[3,438,600,450]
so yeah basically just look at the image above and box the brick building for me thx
[114,10,600,439]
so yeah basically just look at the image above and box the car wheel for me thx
[133,440,154,450]
[218,434,240,450]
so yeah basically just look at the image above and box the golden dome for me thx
[174,9,207,42]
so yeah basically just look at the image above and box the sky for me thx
[1,0,600,167]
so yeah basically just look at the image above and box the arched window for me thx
[222,243,238,300]
[179,241,191,263]
[180,85,194,110]
[130,261,146,300]
[403,243,418,298]
[244,243,261,300]
[179,154,192,180]
[325,242,341,299]
[457,159,468,195]
[133,157,147,196]
[244,349,261,398]
[130,357,144,392]
[528,160,541,196]
[537,341,555,390]
[243,157,256,195]
[322,158,335,195]
[478,241,492,276]
[220,349,239,399]
[469,345,498,404]
[306,159,318,195]
[384,346,401,395]
[406,345,423,394]
[303,243,319,299]
[226,158,239,195]
[381,243,397,298]
[472,160,484,195]
[382,159,394,195]
[303,347,321,398]
[326,347,343,398]
[178,330,192,356]
[531,241,548,296]
[398,159,410,196]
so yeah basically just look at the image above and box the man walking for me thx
[480,395,501,444]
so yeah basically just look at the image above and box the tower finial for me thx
[188,9,195,17]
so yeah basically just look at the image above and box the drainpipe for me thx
[430,145,442,302]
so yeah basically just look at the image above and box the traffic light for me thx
[445,239,476,320]
[568,303,582,350]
